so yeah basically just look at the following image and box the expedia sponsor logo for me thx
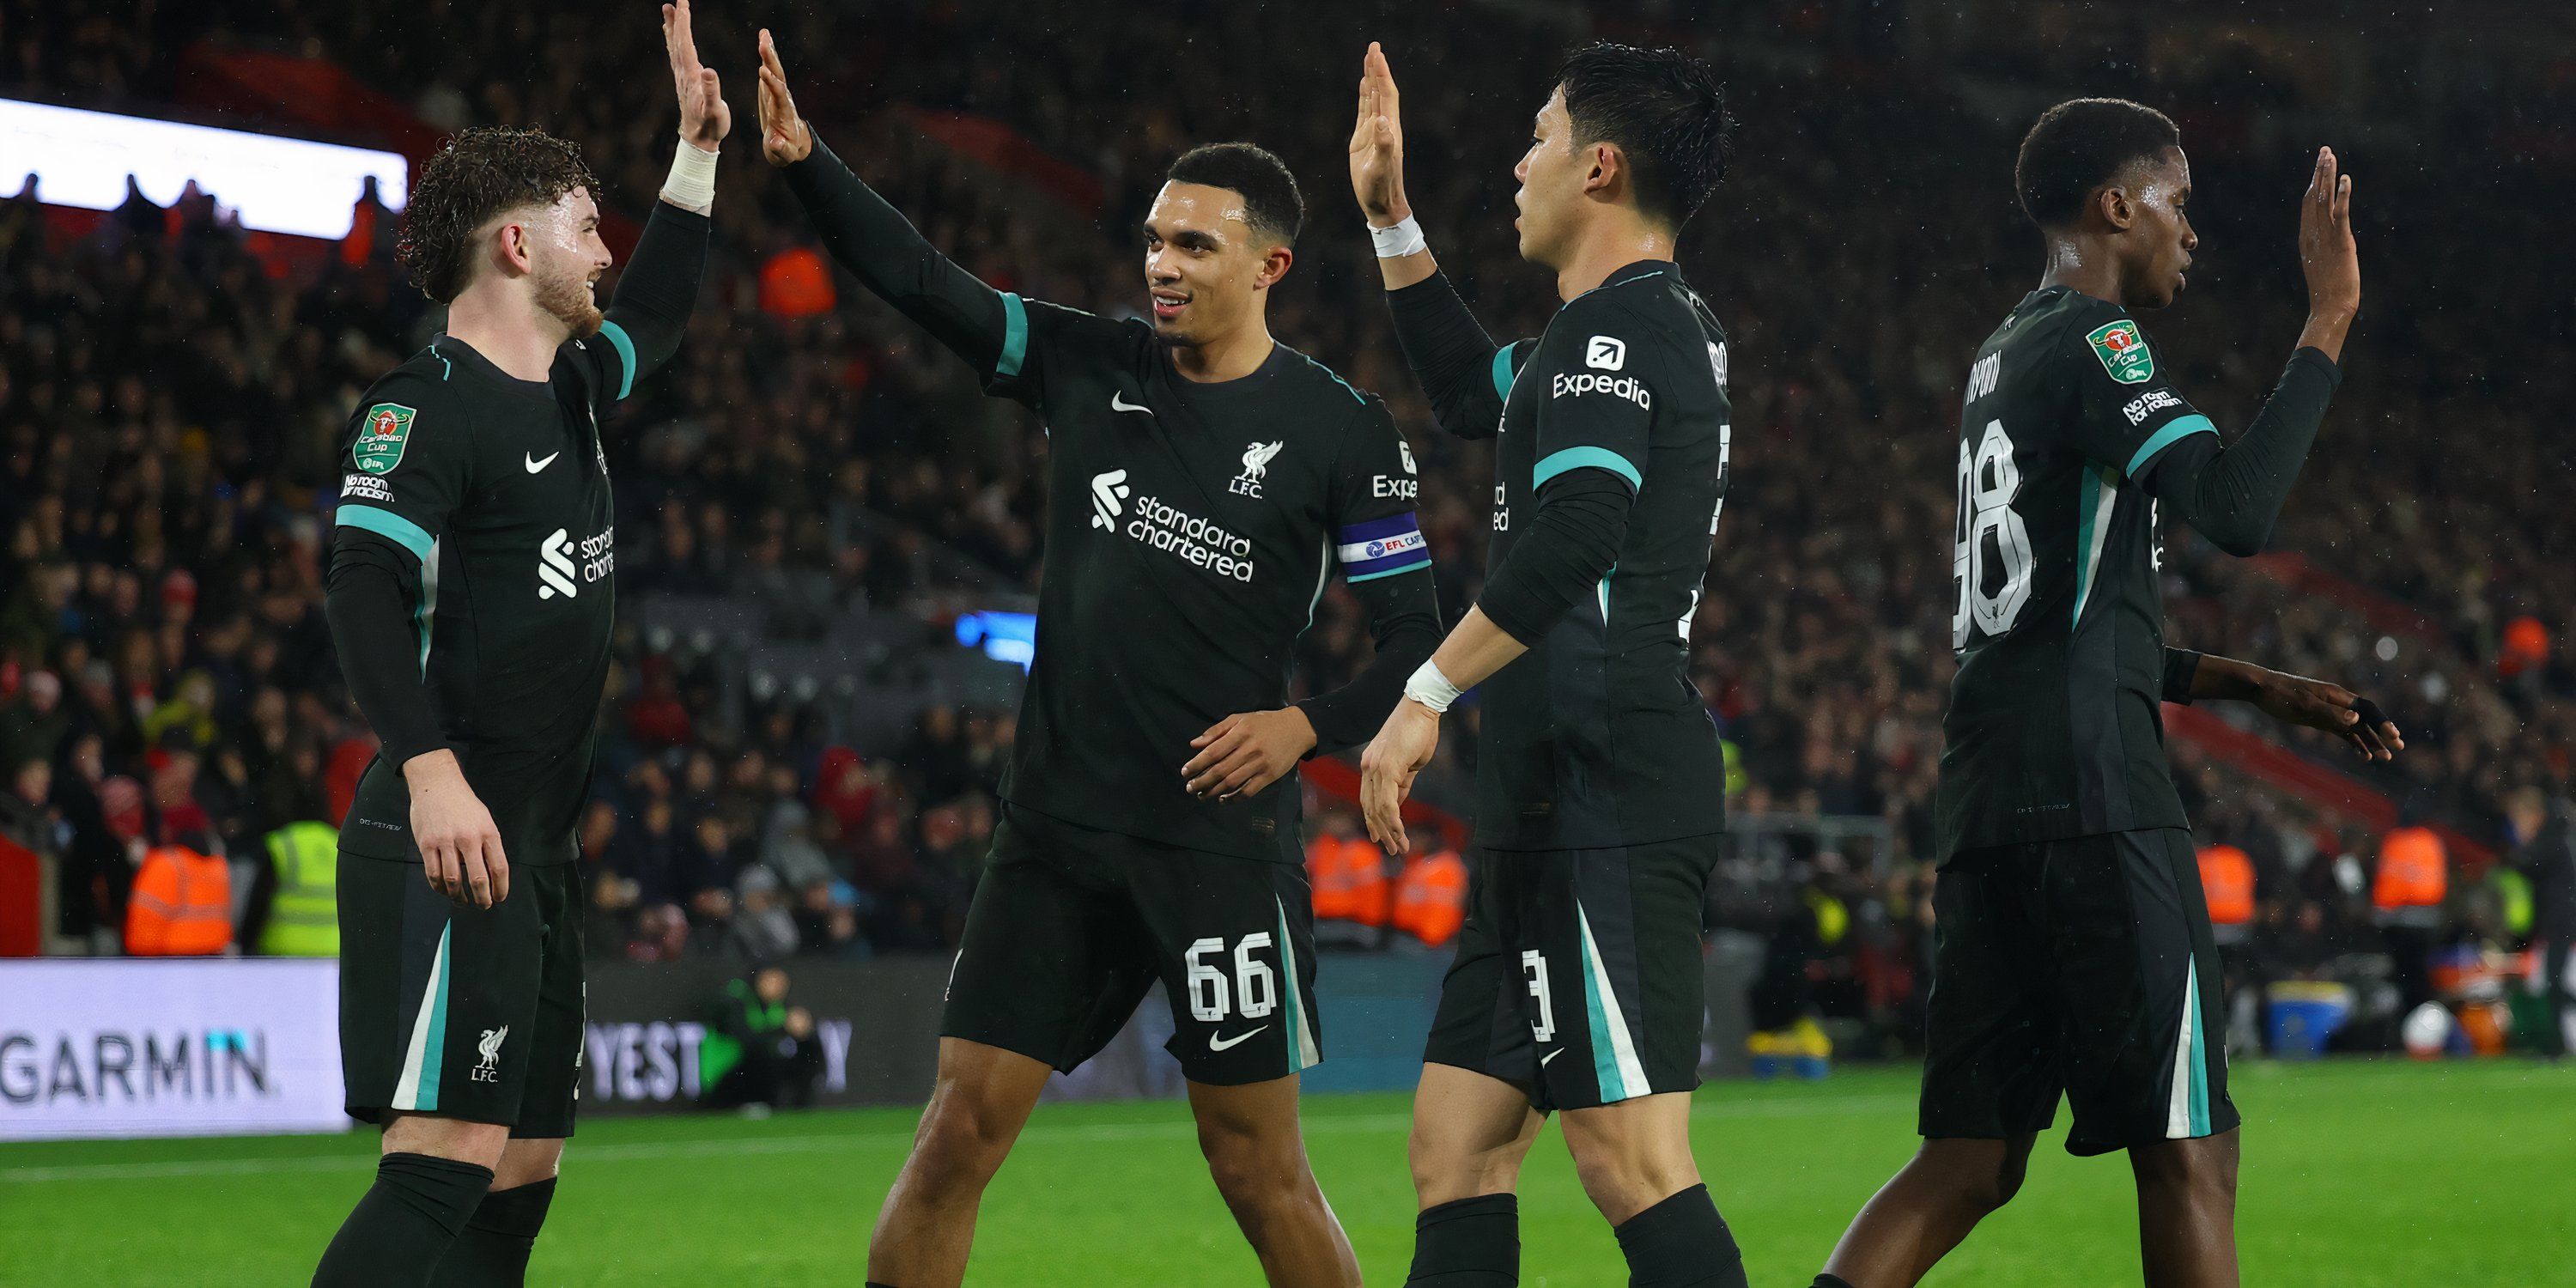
[1552,371,1652,409]
[341,473,394,504]
[1123,495,1257,581]
[1373,476,1419,500]
[2122,387,2184,426]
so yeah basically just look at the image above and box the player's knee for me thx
[1198,1123,1309,1212]
[908,1097,1017,1188]
[1911,1139,2026,1215]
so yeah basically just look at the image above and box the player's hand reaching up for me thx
[1348,42,1413,228]
[1359,700,1441,855]
[1184,708,1318,801]
[2252,670,2405,762]
[663,0,729,152]
[755,29,814,167]
[404,750,511,908]
[2294,147,2358,357]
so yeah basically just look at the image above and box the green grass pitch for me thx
[3,1060,2569,1285]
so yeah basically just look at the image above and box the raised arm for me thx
[587,0,726,400]
[1352,42,1521,440]
[757,28,1015,375]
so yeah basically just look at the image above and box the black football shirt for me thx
[335,331,635,866]
[988,296,1430,860]
[1436,261,1735,853]
[1937,286,2220,858]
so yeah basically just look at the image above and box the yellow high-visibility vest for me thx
[260,821,341,957]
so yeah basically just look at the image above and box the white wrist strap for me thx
[1370,214,1427,259]
[662,137,720,213]
[1404,659,1463,714]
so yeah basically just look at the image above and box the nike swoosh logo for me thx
[1208,1025,1268,1053]
[1540,1049,1565,1067]
[526,451,561,473]
[1110,392,1152,415]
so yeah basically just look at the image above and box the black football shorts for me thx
[338,849,586,1138]
[1422,836,1718,1112]
[1920,827,2239,1156]
[943,803,1321,1086]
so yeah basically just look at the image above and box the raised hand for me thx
[2298,147,2358,322]
[756,28,813,167]
[664,0,729,151]
[1348,42,1411,227]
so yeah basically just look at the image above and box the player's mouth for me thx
[1150,289,1188,321]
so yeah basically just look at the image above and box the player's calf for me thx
[1819,1135,2035,1288]
[1188,1076,1362,1288]
[428,1138,564,1288]
[312,1115,508,1288]
[1557,1094,1747,1288]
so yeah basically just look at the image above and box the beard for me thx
[533,263,605,339]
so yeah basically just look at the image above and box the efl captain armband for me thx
[1404,659,1463,714]
[662,137,720,213]
[1370,214,1428,259]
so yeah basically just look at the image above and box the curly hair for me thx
[396,126,600,303]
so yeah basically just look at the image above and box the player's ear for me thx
[1255,244,1293,291]
[2097,183,2136,233]
[1586,142,1619,197]
[494,218,536,277]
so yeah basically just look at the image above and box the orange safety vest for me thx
[2197,844,2255,926]
[125,846,233,956]
[2373,826,2448,911]
[1392,849,1467,948]
[1308,836,1390,927]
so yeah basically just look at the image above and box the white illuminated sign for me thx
[0,99,407,240]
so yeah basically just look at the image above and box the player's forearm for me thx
[1474,472,1633,647]
[600,198,712,380]
[781,136,1009,371]
[1386,271,1506,440]
[2294,309,2354,366]
[1418,606,1528,696]
[324,533,450,769]
[2149,349,2340,557]
[1297,570,1443,756]
[2183,652,2281,704]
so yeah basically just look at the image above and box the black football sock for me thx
[1613,1183,1747,1288]
[1406,1193,1520,1286]
[1814,1277,1860,1288]
[312,1152,495,1287]
[428,1176,556,1286]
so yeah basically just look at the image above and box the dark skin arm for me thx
[2188,653,2404,761]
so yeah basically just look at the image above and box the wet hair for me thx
[1556,41,1735,229]
[2015,98,2181,229]
[1166,143,1304,247]
[397,125,599,303]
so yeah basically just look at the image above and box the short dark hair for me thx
[2014,98,2181,229]
[1557,42,1735,230]
[398,126,599,303]
[1165,143,1303,247]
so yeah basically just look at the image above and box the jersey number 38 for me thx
[1952,418,2032,649]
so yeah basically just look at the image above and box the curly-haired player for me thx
[307,4,726,1285]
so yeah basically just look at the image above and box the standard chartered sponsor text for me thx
[1126,495,1256,581]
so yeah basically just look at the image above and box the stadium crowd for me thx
[3,0,2570,1050]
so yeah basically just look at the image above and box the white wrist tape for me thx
[1404,659,1463,714]
[1370,214,1427,259]
[662,137,720,212]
